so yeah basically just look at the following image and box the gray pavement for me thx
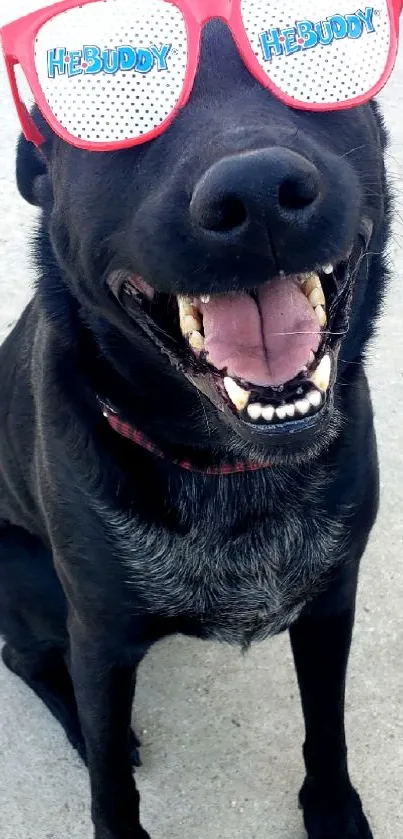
[0,4,402,838]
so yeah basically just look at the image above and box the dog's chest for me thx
[101,474,351,645]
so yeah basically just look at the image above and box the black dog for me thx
[0,20,390,839]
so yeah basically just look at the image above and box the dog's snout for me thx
[190,148,322,242]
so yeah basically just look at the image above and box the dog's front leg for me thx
[69,621,150,839]
[289,580,373,839]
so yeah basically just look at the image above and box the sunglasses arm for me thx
[1,0,93,147]
[1,15,47,145]
[2,57,44,146]
[393,0,403,23]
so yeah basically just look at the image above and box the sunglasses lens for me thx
[241,0,393,107]
[34,0,188,145]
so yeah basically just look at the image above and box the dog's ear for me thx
[16,107,54,207]
[16,133,48,206]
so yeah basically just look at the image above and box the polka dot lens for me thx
[241,0,392,106]
[1,0,401,150]
[33,0,189,145]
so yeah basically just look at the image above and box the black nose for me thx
[190,147,322,252]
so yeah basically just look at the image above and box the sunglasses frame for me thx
[1,0,402,151]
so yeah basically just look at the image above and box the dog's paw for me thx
[300,778,374,839]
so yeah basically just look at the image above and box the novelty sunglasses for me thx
[1,0,402,151]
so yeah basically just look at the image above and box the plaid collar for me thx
[99,398,271,476]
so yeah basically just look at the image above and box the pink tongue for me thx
[201,278,321,387]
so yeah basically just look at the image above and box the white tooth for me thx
[223,376,250,411]
[183,313,203,334]
[301,272,321,297]
[178,296,202,337]
[188,331,205,351]
[322,264,334,274]
[308,287,326,308]
[314,305,327,327]
[275,405,288,421]
[307,389,322,408]
[247,403,262,421]
[177,294,193,312]
[295,398,310,415]
[308,351,315,367]
[262,404,275,421]
[309,353,331,392]
[200,295,210,304]
[285,403,295,418]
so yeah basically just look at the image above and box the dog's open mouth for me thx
[176,269,332,423]
[108,224,370,433]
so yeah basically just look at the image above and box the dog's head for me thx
[18,21,389,465]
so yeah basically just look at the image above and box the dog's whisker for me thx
[196,392,212,437]
[341,144,369,158]
[262,330,347,337]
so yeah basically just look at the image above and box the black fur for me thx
[0,22,391,839]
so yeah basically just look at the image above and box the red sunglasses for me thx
[1,0,402,152]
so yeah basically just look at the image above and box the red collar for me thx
[99,399,271,476]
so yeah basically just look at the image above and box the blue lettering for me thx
[102,48,119,74]
[82,45,102,74]
[47,48,66,78]
[346,14,363,38]
[150,43,172,70]
[67,49,82,77]
[259,29,283,61]
[296,21,318,49]
[50,14,377,81]
[329,15,348,39]
[118,46,136,70]
[258,8,376,64]
[282,28,299,57]
[315,20,333,46]
[357,6,375,33]
[135,48,154,73]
